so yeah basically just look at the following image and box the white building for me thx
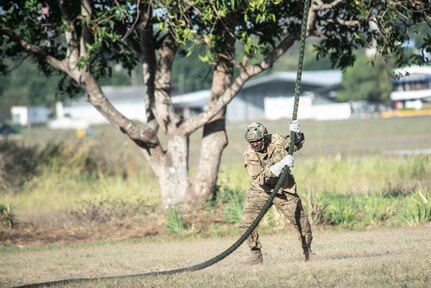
[176,70,350,121]
[390,66,431,109]
[226,70,348,121]
[62,86,148,125]
[11,106,51,127]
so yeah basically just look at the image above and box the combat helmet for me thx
[244,122,267,142]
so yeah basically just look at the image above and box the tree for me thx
[1,1,430,208]
[0,59,63,117]
[337,53,393,103]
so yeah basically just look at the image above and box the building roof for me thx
[67,70,342,108]
[172,70,342,108]
[172,90,210,108]
[243,70,342,89]
[392,66,431,84]
[394,65,431,76]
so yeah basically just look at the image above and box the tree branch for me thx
[181,33,297,135]
[154,32,181,134]
[327,18,359,26]
[80,72,159,147]
[136,2,159,133]
[314,0,344,10]
[0,26,67,73]
[80,0,92,59]
[58,0,81,72]
[308,0,359,36]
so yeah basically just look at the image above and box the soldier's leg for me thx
[239,188,269,264]
[274,191,313,261]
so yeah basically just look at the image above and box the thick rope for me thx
[288,0,310,155]
[16,1,311,287]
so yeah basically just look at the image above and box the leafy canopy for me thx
[1,1,430,95]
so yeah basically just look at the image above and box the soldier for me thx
[241,121,312,264]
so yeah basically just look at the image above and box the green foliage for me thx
[218,186,244,224]
[321,193,358,226]
[0,140,62,189]
[304,185,431,229]
[2,0,430,96]
[295,156,430,197]
[396,184,431,225]
[0,139,105,192]
[337,53,393,103]
[0,203,15,228]
[165,207,186,233]
[213,174,246,224]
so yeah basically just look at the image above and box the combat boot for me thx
[243,248,263,265]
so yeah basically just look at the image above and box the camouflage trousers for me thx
[239,186,312,252]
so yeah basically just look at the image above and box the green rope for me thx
[288,0,310,156]
[17,1,311,287]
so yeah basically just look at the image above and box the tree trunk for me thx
[190,21,235,201]
[150,135,190,208]
[191,115,228,200]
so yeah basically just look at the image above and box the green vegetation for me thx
[0,203,15,229]
[303,188,431,228]
[337,53,393,103]
[3,145,429,232]
[1,117,430,232]
[165,207,186,234]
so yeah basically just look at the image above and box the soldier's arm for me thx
[244,158,278,188]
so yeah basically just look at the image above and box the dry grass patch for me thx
[1,225,430,288]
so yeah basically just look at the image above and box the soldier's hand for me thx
[270,155,294,177]
[290,120,301,133]
[280,154,295,168]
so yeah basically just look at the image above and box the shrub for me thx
[396,183,431,225]
[165,207,186,233]
[0,140,107,193]
[212,178,245,224]
[0,203,15,229]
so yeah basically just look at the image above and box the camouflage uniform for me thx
[241,133,313,262]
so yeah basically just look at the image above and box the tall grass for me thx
[294,156,430,195]
[0,140,160,224]
[165,206,186,233]
[219,156,431,229]
[2,133,430,230]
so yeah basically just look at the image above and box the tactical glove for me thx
[289,120,301,133]
[293,132,305,145]
[269,155,294,177]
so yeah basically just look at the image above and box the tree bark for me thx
[148,135,190,208]
[190,20,236,201]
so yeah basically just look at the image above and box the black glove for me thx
[293,132,305,145]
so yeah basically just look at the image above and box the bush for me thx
[0,140,107,193]
[396,184,431,225]
[212,178,245,224]
[0,203,15,229]
[165,206,186,233]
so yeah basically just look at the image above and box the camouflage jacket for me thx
[243,133,303,192]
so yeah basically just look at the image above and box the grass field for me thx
[1,225,430,287]
[1,116,430,287]
[16,115,431,170]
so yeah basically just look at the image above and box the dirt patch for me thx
[0,207,230,247]
[0,219,165,247]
